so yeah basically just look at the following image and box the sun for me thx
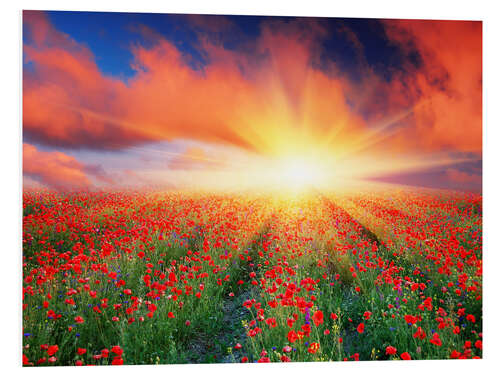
[277,158,325,190]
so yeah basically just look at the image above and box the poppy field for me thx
[22,187,482,365]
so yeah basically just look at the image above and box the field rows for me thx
[22,188,482,365]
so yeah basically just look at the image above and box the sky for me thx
[22,10,482,192]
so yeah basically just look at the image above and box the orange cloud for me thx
[23,143,91,190]
[167,147,227,170]
[381,20,482,153]
[22,11,367,158]
[23,11,481,178]
[446,168,481,184]
[23,143,112,190]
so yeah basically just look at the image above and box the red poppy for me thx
[111,346,123,356]
[312,310,324,327]
[401,352,411,360]
[357,322,365,334]
[386,346,397,355]
[308,342,320,354]
[112,357,123,365]
[47,345,59,356]
[430,332,442,346]
[288,330,298,343]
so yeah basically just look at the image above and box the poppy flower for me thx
[430,333,442,346]
[77,348,86,355]
[288,330,298,343]
[400,352,411,360]
[47,345,59,356]
[308,342,320,354]
[357,323,365,334]
[386,346,397,355]
[466,314,476,323]
[112,357,123,365]
[111,346,123,356]
[312,310,324,327]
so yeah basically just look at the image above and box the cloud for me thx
[23,143,112,190]
[167,147,226,170]
[379,19,482,153]
[22,12,482,192]
[446,168,481,185]
[22,11,367,156]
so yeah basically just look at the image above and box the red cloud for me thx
[23,12,481,163]
[23,143,112,190]
[22,11,367,156]
[380,20,482,153]
[446,168,481,185]
[23,143,91,190]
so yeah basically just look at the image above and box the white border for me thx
[2,1,499,375]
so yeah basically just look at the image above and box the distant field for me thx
[22,188,482,365]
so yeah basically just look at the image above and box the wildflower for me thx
[401,352,411,360]
[312,310,324,326]
[386,346,397,355]
[112,357,123,365]
[308,342,320,354]
[111,346,123,356]
[47,345,59,356]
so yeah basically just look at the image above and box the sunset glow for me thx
[22,11,482,193]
